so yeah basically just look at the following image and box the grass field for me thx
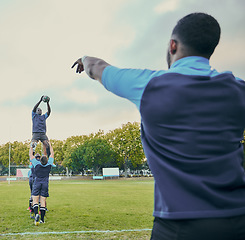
[0,177,154,239]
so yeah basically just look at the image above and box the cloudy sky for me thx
[0,0,244,144]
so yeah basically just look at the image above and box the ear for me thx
[170,39,177,55]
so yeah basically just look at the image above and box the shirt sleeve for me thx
[30,158,38,167]
[102,66,166,110]
[44,112,49,119]
[48,157,54,165]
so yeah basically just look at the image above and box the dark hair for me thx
[172,13,221,58]
[40,156,48,165]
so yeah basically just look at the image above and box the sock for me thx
[33,204,39,216]
[39,202,41,214]
[29,198,33,213]
[29,197,33,211]
[40,207,46,222]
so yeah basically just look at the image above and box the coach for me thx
[72,12,245,240]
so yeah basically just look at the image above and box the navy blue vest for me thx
[34,164,51,180]
[32,113,47,133]
[140,72,245,219]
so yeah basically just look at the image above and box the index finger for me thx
[71,61,78,69]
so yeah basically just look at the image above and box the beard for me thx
[166,50,171,69]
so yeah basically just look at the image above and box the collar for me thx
[170,56,210,70]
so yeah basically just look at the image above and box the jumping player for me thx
[29,143,54,225]
[31,96,51,157]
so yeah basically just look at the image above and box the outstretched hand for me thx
[71,56,109,83]
[71,58,84,74]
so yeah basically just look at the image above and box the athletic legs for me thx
[32,195,40,225]
[40,196,47,223]
[42,140,50,157]
[32,133,50,157]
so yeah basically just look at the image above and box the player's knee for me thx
[43,141,49,148]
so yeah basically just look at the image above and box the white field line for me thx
[0,229,152,236]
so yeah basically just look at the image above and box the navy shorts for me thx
[32,180,49,197]
[151,215,245,240]
[32,132,49,142]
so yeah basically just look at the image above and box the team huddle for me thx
[27,95,54,226]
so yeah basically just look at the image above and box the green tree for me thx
[74,138,118,175]
[62,131,105,170]
[50,139,65,165]
[50,164,66,175]
[106,122,145,176]
[62,135,89,169]
[86,138,119,175]
[11,141,29,165]
[0,143,11,167]
[69,143,87,174]
[0,164,9,176]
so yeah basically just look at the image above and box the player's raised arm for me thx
[33,96,43,113]
[49,143,54,159]
[29,146,35,160]
[46,99,51,117]
[71,56,110,83]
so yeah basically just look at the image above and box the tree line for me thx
[0,122,148,176]
[1,123,245,176]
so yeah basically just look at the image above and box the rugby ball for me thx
[42,96,50,102]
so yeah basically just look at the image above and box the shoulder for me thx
[48,157,54,164]
[30,158,39,166]
[101,66,166,109]
[214,70,244,82]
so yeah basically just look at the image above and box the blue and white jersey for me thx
[32,111,49,133]
[102,56,245,219]
[29,159,40,178]
[30,157,54,182]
